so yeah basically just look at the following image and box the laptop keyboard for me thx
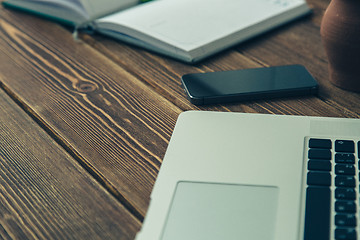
[305,138,360,240]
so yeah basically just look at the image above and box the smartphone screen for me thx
[181,65,318,105]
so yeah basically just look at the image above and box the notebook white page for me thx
[96,0,307,52]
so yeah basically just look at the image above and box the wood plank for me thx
[0,88,140,239]
[307,0,330,26]
[79,33,262,112]
[0,6,181,218]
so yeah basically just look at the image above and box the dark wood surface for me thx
[0,0,359,239]
[0,88,140,239]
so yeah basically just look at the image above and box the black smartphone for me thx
[181,64,318,105]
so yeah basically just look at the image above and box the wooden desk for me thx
[0,0,359,239]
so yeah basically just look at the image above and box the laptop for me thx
[135,111,360,240]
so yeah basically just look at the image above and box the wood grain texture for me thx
[0,6,181,219]
[0,88,140,239]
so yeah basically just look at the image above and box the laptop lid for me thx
[136,111,360,240]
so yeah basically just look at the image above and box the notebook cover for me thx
[2,1,76,27]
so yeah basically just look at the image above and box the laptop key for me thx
[335,201,356,213]
[308,149,331,160]
[335,164,355,175]
[335,228,357,240]
[309,138,332,149]
[307,172,331,186]
[304,186,330,240]
[308,160,331,171]
[335,188,356,200]
[335,140,355,153]
[335,176,356,187]
[335,153,355,164]
[335,214,356,227]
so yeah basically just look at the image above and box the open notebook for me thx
[3,0,311,63]
[137,111,360,240]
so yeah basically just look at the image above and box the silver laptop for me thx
[136,111,360,240]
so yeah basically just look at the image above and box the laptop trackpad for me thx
[161,182,279,240]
